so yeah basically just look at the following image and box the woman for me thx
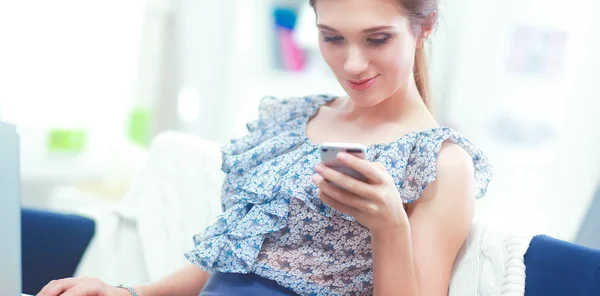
[38,0,491,295]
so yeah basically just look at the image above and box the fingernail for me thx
[337,152,348,160]
[312,174,321,183]
[315,165,324,173]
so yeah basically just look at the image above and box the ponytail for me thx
[413,46,430,109]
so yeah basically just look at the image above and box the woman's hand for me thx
[37,277,130,296]
[312,152,408,234]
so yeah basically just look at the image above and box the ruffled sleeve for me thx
[185,94,335,273]
[222,96,308,166]
[220,95,331,174]
[378,127,492,203]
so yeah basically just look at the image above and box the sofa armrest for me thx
[525,235,600,296]
[21,208,95,295]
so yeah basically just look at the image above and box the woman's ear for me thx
[417,12,437,48]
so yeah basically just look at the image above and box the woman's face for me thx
[315,0,421,106]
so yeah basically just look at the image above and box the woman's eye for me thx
[324,36,344,44]
[367,36,390,46]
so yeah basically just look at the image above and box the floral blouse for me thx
[186,94,492,295]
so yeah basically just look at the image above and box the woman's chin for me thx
[346,89,388,107]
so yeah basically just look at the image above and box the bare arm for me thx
[371,224,419,296]
[134,264,209,296]
[37,264,209,296]
[372,143,476,295]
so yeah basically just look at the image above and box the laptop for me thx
[0,121,27,296]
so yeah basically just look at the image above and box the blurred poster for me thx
[486,26,570,161]
[507,26,568,80]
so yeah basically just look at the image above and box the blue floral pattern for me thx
[185,94,493,295]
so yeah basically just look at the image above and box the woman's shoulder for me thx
[434,140,477,189]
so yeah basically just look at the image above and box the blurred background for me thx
[1,0,599,247]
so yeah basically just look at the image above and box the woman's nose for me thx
[344,45,369,75]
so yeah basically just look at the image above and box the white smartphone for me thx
[320,142,368,182]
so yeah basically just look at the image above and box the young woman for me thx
[38,0,491,295]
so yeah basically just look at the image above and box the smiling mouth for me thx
[346,75,379,91]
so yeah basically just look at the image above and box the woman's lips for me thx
[346,76,378,91]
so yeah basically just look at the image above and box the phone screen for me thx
[320,144,368,182]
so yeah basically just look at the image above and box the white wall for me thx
[0,0,143,138]
[173,0,239,143]
[559,0,600,238]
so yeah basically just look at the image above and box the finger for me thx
[318,191,360,217]
[60,281,102,296]
[37,278,82,296]
[337,152,387,183]
[315,164,375,198]
[312,174,372,211]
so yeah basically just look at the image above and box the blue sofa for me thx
[525,235,600,296]
[21,208,95,295]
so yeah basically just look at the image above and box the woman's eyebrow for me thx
[317,24,395,33]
